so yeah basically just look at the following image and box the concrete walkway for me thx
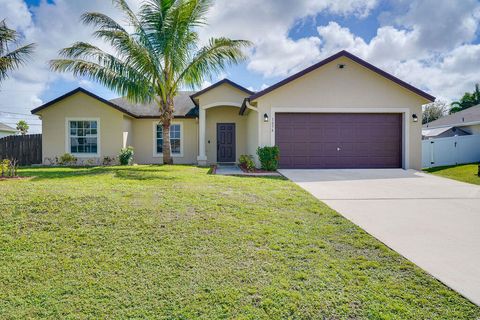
[215,164,243,175]
[279,169,480,306]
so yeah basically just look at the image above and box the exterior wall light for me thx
[412,114,418,122]
[264,113,269,122]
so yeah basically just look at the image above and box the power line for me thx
[0,110,39,116]
[1,122,42,126]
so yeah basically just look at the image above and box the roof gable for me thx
[31,88,137,117]
[190,79,253,105]
[249,50,435,102]
[31,88,198,118]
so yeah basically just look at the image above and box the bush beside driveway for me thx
[0,166,479,319]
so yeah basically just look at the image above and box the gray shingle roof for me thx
[110,91,198,118]
[0,122,16,132]
[424,104,480,128]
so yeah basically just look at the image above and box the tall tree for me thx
[423,100,448,125]
[0,20,36,84]
[450,83,480,114]
[16,120,29,135]
[50,0,251,164]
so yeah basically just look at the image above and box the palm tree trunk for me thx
[162,119,173,165]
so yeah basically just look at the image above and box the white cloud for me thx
[390,0,480,51]
[312,4,480,102]
[202,0,380,77]
[0,0,141,128]
[202,0,480,102]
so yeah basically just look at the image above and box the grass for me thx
[1,165,479,319]
[424,163,480,185]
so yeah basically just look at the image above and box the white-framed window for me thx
[66,118,100,156]
[153,122,183,157]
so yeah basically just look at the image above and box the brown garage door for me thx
[275,113,402,169]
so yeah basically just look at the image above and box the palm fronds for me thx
[0,20,36,83]
[50,0,252,163]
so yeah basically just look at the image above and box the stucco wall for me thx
[245,108,259,164]
[38,92,125,163]
[253,56,430,170]
[131,118,198,164]
[198,83,249,108]
[205,106,246,164]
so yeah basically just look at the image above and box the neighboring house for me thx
[0,122,17,138]
[422,126,470,140]
[31,50,434,169]
[423,104,480,138]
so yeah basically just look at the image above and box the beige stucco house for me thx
[32,51,434,169]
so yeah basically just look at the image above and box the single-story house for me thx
[423,104,480,138]
[0,122,17,138]
[31,50,434,169]
[422,126,470,140]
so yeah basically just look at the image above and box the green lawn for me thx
[424,163,480,185]
[1,166,479,319]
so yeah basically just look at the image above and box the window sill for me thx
[153,153,183,158]
[71,153,100,158]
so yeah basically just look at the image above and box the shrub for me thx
[102,156,116,166]
[44,157,58,166]
[256,146,280,171]
[59,153,77,166]
[119,146,134,165]
[1,159,18,178]
[239,154,255,171]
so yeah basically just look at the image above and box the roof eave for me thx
[31,87,138,118]
[190,79,254,102]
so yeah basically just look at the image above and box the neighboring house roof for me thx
[0,122,16,132]
[31,87,198,118]
[247,50,435,103]
[423,104,480,128]
[422,126,470,138]
[190,78,254,106]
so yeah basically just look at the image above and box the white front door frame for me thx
[270,107,411,169]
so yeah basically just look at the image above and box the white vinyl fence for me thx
[422,134,480,168]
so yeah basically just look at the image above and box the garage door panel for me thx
[279,142,295,155]
[308,127,324,138]
[275,113,402,169]
[292,142,310,154]
[291,128,309,142]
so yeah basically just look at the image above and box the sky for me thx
[0,0,479,133]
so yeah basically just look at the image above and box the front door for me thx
[217,123,236,162]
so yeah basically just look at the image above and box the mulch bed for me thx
[238,164,276,174]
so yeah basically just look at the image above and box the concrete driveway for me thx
[279,169,480,306]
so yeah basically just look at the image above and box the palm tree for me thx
[50,0,251,164]
[450,83,480,114]
[0,20,36,84]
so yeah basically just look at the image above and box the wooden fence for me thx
[0,134,42,165]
